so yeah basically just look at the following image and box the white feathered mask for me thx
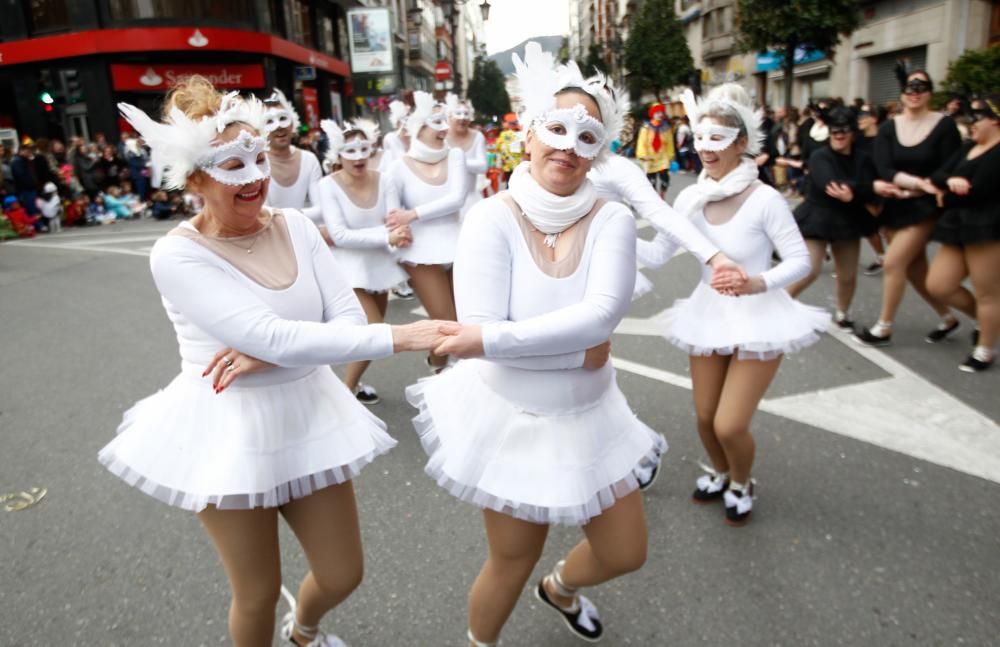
[404,91,449,136]
[680,84,764,157]
[117,91,269,191]
[445,93,474,121]
[511,41,624,163]
[321,118,380,165]
[263,88,302,134]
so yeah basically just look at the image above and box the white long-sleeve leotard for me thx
[149,210,394,386]
[265,147,324,223]
[377,131,407,174]
[386,148,467,264]
[589,155,719,265]
[454,194,635,382]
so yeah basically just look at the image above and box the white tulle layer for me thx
[98,367,396,512]
[330,246,408,293]
[397,214,460,266]
[405,361,666,526]
[662,282,830,360]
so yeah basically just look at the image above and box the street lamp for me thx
[480,1,491,22]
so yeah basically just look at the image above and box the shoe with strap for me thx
[466,629,498,647]
[692,463,729,504]
[354,382,380,405]
[279,585,349,647]
[534,560,603,642]
[723,480,756,527]
[925,318,960,343]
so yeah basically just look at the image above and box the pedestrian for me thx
[98,76,446,647]
[318,118,410,405]
[36,181,63,232]
[408,43,663,646]
[11,140,41,221]
[854,70,963,346]
[385,90,467,374]
[663,84,829,526]
[445,93,489,219]
[923,96,1000,372]
[636,102,674,196]
[375,98,410,173]
[855,103,889,275]
[788,106,878,328]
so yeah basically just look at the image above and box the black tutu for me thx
[879,195,939,230]
[794,201,865,241]
[932,207,1000,245]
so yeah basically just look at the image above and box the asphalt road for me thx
[2,175,998,646]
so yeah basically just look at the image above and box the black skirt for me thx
[932,206,1000,246]
[879,194,939,230]
[794,201,867,241]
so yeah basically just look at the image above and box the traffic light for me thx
[39,91,54,113]
[60,69,83,104]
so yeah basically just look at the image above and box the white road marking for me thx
[612,309,1000,484]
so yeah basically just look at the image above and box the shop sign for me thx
[348,8,394,73]
[110,64,265,91]
[756,48,825,73]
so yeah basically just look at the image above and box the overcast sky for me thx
[483,0,569,54]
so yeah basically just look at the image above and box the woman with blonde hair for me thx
[98,76,443,647]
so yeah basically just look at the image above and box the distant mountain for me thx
[488,35,565,75]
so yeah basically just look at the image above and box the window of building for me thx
[29,0,70,33]
[284,0,314,48]
[108,0,252,22]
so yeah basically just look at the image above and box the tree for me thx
[624,0,694,102]
[942,46,1000,98]
[466,54,511,122]
[583,42,609,76]
[558,37,571,65]
[736,0,861,109]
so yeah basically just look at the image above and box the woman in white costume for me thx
[262,89,324,224]
[407,44,664,646]
[662,85,828,526]
[444,93,489,218]
[376,98,411,173]
[97,77,442,647]
[318,118,411,405]
[385,91,467,372]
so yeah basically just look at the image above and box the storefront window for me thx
[108,0,253,22]
[29,0,70,33]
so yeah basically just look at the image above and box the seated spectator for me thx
[89,194,115,225]
[102,185,144,220]
[3,196,39,237]
[119,180,149,217]
[36,182,63,232]
[150,189,178,220]
[64,195,89,227]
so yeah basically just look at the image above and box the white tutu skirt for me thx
[98,367,396,512]
[331,247,408,293]
[397,214,460,265]
[405,360,665,526]
[663,282,830,360]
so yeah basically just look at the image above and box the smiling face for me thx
[417,107,449,148]
[526,91,602,197]
[695,116,747,180]
[901,72,932,112]
[188,123,270,226]
[969,101,999,144]
[828,125,854,154]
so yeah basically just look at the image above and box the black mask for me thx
[903,79,932,95]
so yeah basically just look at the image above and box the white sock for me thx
[972,346,995,362]
[729,480,748,495]
[870,320,892,337]
[835,310,849,323]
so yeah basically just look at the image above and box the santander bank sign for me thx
[110,64,266,91]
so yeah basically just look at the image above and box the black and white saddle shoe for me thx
[723,481,755,527]
[535,564,603,643]
[692,465,729,504]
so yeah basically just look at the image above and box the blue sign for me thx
[756,47,825,72]
[295,66,317,81]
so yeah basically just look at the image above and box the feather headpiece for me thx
[388,100,411,129]
[404,90,445,136]
[320,119,345,165]
[346,118,380,144]
[680,84,765,156]
[264,88,301,132]
[117,92,268,191]
[445,93,475,119]
[512,41,624,163]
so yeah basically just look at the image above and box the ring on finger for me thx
[223,357,234,367]
[226,364,236,372]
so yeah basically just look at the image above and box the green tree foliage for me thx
[558,37,571,65]
[466,54,511,122]
[583,42,610,75]
[942,46,1000,98]
[624,0,694,102]
[736,0,860,108]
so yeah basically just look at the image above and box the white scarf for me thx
[809,121,829,142]
[508,162,597,246]
[686,157,760,218]
[407,138,449,163]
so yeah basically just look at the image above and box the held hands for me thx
[873,179,907,199]
[433,323,484,359]
[389,225,413,248]
[708,253,748,296]
[946,177,971,196]
[203,347,276,392]
[710,270,763,297]
[391,320,458,353]
[386,208,418,230]
[825,182,854,203]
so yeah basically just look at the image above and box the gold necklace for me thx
[211,212,272,254]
